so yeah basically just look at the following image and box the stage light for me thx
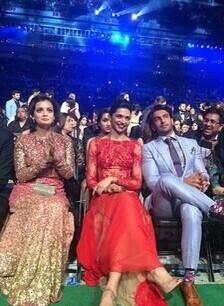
[206,45,210,48]
[110,32,130,47]
[94,9,100,15]
[187,43,195,48]
[131,13,139,21]
[111,32,122,44]
[201,45,204,48]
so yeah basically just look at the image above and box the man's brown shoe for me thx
[180,282,203,306]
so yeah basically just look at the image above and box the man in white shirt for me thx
[60,92,80,119]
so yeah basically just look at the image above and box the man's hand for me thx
[199,173,210,192]
[184,172,204,190]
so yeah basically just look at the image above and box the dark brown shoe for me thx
[180,282,203,306]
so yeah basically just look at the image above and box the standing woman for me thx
[77,100,181,306]
[0,94,75,306]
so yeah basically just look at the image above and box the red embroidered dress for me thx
[77,137,167,306]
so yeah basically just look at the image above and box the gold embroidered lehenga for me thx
[0,133,75,306]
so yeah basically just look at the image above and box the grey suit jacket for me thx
[142,135,208,193]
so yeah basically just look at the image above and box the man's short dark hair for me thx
[12,90,20,96]
[147,104,173,126]
[203,106,224,124]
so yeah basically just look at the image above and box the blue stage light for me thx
[94,9,100,15]
[131,13,139,21]
[110,32,130,47]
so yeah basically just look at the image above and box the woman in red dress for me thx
[77,100,181,306]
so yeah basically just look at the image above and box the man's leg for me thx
[180,204,203,271]
[152,174,204,306]
[157,174,215,214]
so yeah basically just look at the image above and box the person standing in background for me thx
[5,90,23,123]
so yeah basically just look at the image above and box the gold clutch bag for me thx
[33,182,56,196]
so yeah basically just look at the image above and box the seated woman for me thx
[208,129,224,199]
[7,105,31,137]
[0,94,75,306]
[77,100,181,306]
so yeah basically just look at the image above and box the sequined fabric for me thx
[0,133,75,306]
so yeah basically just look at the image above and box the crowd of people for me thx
[0,88,224,306]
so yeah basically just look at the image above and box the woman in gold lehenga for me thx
[0,94,75,306]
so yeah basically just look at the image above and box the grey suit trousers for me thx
[152,174,215,270]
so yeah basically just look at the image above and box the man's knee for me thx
[180,204,203,225]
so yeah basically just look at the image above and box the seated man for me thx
[142,104,224,306]
[0,128,14,231]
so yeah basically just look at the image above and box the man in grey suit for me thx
[142,104,224,306]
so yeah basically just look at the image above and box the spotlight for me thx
[112,12,116,17]
[94,9,100,15]
[110,32,130,47]
[201,45,204,48]
[131,13,139,21]
[206,45,210,48]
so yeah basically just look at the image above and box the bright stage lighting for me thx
[94,9,100,15]
[131,13,139,21]
[110,32,130,47]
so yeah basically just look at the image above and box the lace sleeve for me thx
[116,141,142,191]
[54,137,75,179]
[86,138,98,189]
[15,136,42,183]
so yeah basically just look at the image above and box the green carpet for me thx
[0,284,224,306]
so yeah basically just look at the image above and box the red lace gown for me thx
[77,137,167,306]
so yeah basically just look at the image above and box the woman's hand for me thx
[106,183,124,194]
[93,177,116,195]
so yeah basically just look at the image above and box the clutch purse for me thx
[33,182,56,196]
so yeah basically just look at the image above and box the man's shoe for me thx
[180,282,203,306]
[209,199,224,221]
